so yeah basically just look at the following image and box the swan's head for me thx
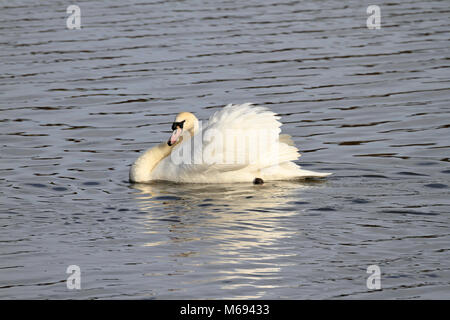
[167,111,199,146]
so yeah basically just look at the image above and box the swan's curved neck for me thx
[129,142,173,182]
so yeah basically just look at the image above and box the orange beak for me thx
[168,127,182,146]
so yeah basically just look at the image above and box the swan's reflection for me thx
[131,181,319,298]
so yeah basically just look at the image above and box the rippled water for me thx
[1,0,449,299]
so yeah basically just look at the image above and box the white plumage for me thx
[130,103,331,183]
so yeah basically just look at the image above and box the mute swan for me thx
[129,103,331,183]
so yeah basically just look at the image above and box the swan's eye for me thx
[171,120,185,130]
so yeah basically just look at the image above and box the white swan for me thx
[129,103,331,183]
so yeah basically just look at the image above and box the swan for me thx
[129,103,331,183]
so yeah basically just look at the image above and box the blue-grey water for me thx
[1,0,449,299]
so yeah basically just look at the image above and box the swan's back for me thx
[149,103,330,183]
[206,103,300,167]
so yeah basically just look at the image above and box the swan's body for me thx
[130,103,331,183]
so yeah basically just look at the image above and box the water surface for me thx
[1,0,449,299]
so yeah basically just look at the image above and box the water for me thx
[1,0,449,299]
